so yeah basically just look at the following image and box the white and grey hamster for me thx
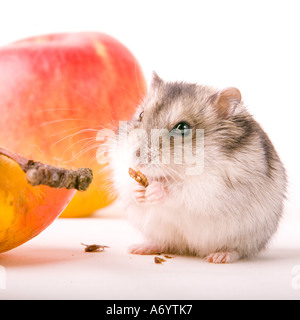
[110,73,287,263]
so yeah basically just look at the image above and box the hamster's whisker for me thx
[49,125,90,138]
[61,137,97,155]
[50,129,99,150]
[69,143,100,162]
[40,118,89,127]
[34,107,81,114]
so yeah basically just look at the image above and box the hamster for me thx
[109,72,287,263]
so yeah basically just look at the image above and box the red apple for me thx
[0,32,147,217]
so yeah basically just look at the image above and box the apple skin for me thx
[0,153,76,253]
[0,32,147,217]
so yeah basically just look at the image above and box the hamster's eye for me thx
[171,122,191,135]
[139,111,144,121]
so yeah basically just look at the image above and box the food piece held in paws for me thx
[81,243,109,252]
[128,167,149,188]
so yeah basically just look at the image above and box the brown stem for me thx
[0,148,93,191]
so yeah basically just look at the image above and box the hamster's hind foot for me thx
[128,243,164,255]
[205,251,239,264]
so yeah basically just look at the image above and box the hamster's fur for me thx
[110,73,287,263]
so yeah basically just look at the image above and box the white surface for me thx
[0,203,300,300]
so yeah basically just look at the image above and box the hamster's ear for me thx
[150,71,163,89]
[209,87,242,119]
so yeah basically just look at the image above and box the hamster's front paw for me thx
[205,251,240,264]
[145,181,167,204]
[132,184,146,205]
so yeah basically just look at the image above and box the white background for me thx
[0,0,300,300]
[0,0,299,209]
